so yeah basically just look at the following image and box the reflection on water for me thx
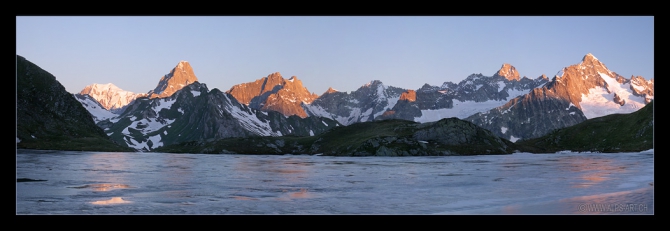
[465,186,653,215]
[556,155,629,188]
[233,196,258,201]
[233,188,314,202]
[562,187,653,214]
[91,197,131,205]
[16,151,653,214]
[68,183,131,191]
[286,188,312,199]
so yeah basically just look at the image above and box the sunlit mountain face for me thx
[72,53,652,152]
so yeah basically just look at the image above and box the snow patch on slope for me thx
[509,136,519,143]
[75,95,118,123]
[506,87,531,99]
[414,99,510,123]
[153,98,177,115]
[223,95,280,136]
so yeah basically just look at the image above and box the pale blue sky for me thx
[16,16,654,95]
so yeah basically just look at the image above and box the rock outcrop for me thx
[399,90,416,102]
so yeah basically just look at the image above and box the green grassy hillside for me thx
[516,100,653,153]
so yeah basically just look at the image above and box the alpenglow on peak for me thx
[147,60,198,99]
[582,53,598,62]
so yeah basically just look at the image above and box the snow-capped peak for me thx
[79,83,146,111]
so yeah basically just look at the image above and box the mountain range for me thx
[77,61,337,151]
[23,53,654,153]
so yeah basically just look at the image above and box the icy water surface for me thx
[16,149,653,214]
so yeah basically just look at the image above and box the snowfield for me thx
[579,72,649,119]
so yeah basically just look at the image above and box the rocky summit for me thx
[226,72,318,118]
[493,63,520,81]
[147,61,198,99]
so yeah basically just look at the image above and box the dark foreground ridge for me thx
[154,118,518,156]
[16,55,133,152]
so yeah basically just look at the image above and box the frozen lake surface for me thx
[16,149,654,215]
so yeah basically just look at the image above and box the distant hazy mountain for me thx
[303,80,407,125]
[78,83,147,114]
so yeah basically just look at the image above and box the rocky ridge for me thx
[93,68,337,151]
[303,80,406,125]
[226,72,318,118]
[155,118,517,156]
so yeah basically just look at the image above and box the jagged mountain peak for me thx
[578,53,610,71]
[226,72,318,118]
[536,53,652,118]
[266,72,284,82]
[494,63,520,81]
[177,60,189,68]
[582,53,598,62]
[361,80,385,89]
[324,87,339,94]
[147,60,199,99]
